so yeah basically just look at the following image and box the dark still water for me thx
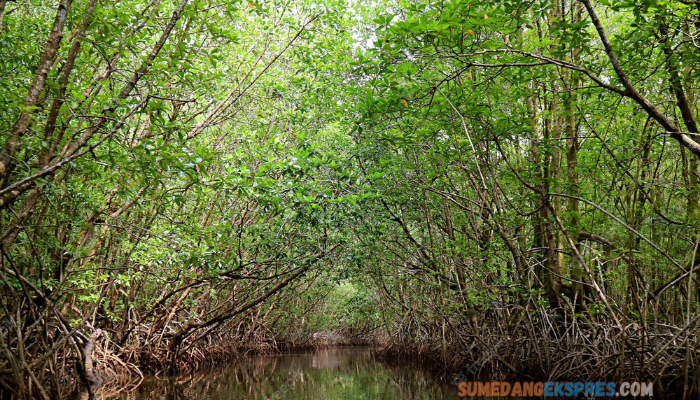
[106,348,456,399]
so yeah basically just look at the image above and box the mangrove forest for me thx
[2,0,700,397]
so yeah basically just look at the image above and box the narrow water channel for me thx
[102,347,456,399]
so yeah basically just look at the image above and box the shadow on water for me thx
[94,347,458,400]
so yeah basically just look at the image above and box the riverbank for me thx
[60,331,384,398]
[374,311,695,399]
[85,347,455,400]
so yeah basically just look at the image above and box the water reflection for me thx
[106,348,454,400]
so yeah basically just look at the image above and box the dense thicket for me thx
[353,0,700,397]
[1,0,700,398]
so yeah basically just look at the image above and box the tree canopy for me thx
[2,0,700,398]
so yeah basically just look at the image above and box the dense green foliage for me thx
[2,0,700,398]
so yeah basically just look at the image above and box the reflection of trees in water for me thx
[107,349,453,400]
[377,359,452,400]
